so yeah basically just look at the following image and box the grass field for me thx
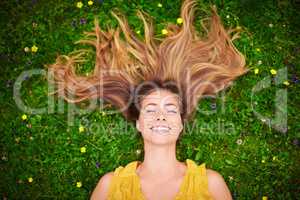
[1,0,300,199]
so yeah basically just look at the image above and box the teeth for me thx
[151,126,170,132]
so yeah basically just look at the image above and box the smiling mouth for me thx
[150,125,171,133]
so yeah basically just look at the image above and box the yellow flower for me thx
[236,26,242,31]
[28,177,33,183]
[15,137,20,143]
[255,48,261,52]
[76,181,82,188]
[24,47,30,52]
[79,125,85,133]
[161,29,168,35]
[272,156,277,161]
[76,1,83,8]
[270,69,277,75]
[101,112,106,116]
[261,159,265,163]
[80,146,86,153]
[157,3,162,7]
[283,81,290,86]
[88,0,93,5]
[176,17,183,25]
[32,22,38,28]
[31,45,38,53]
[22,114,27,120]
[136,30,141,34]
[262,196,268,200]
[254,68,259,74]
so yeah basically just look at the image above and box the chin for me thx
[143,131,179,144]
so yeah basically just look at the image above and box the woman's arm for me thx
[206,169,233,200]
[90,172,114,200]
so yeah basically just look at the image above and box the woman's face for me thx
[136,89,183,144]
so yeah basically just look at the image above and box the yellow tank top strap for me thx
[118,161,138,177]
[107,161,144,200]
[185,159,205,173]
[175,159,213,200]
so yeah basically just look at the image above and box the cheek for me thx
[172,119,183,132]
[138,116,152,131]
[169,116,183,132]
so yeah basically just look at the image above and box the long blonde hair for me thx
[46,0,249,124]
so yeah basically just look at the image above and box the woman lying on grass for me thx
[47,0,249,199]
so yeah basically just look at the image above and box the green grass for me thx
[1,0,300,199]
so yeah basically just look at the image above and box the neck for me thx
[138,140,182,178]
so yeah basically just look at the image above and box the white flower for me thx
[236,139,243,145]
[136,149,142,155]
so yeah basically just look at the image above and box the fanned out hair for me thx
[46,0,249,124]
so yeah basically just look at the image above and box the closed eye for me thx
[146,110,176,113]
[146,110,155,113]
[167,110,177,113]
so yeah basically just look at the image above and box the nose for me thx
[156,111,166,121]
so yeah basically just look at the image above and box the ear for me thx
[136,119,140,132]
[179,122,183,133]
[178,118,184,133]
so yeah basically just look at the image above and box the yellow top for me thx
[107,159,213,200]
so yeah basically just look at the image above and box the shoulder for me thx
[206,168,233,200]
[90,171,114,200]
[206,168,224,180]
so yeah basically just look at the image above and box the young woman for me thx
[47,0,249,199]
[90,81,234,200]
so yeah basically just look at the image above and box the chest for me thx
[139,177,184,200]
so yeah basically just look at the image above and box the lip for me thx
[150,125,171,131]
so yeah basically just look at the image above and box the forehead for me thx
[141,90,179,107]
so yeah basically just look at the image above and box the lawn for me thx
[1,0,299,199]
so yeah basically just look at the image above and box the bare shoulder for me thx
[90,171,114,200]
[206,168,233,200]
